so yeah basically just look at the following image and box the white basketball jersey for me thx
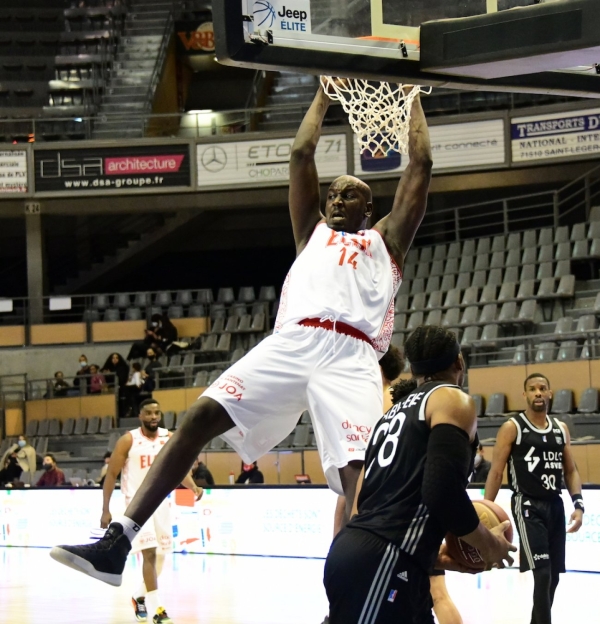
[275,223,401,355]
[120,427,170,500]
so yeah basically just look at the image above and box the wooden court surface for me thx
[0,547,596,623]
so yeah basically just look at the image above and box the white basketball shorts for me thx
[201,323,383,495]
[127,497,172,555]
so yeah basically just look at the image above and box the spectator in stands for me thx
[97,451,111,486]
[191,457,215,487]
[127,313,178,360]
[471,444,492,485]
[89,364,106,394]
[144,347,161,376]
[53,371,70,397]
[123,363,144,417]
[1,435,37,485]
[73,354,91,393]
[101,353,129,389]
[102,353,130,418]
[36,454,66,487]
[236,461,264,484]
[0,454,22,486]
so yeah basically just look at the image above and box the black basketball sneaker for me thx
[49,522,131,586]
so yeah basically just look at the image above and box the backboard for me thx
[214,0,600,98]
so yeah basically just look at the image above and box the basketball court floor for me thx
[0,547,596,623]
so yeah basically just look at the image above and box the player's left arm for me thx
[372,94,432,269]
[559,422,584,533]
[167,432,203,500]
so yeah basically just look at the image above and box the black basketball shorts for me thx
[324,527,434,624]
[511,493,566,573]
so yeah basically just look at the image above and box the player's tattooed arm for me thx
[289,87,330,252]
[373,94,432,269]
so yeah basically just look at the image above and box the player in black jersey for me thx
[484,372,584,624]
[324,326,515,624]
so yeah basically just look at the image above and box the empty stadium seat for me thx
[516,280,535,300]
[124,307,142,321]
[103,308,120,321]
[557,340,578,361]
[427,291,443,310]
[113,293,130,308]
[162,411,175,430]
[61,418,75,436]
[37,419,49,436]
[471,394,484,417]
[479,323,499,349]
[176,290,193,306]
[134,292,150,307]
[155,291,172,307]
[577,388,599,414]
[460,325,480,348]
[99,416,112,434]
[26,419,38,437]
[456,273,471,290]
[535,342,557,363]
[555,317,573,336]
[48,419,60,436]
[86,416,100,434]
[485,393,506,417]
[292,425,310,447]
[73,417,87,435]
[188,304,206,318]
[410,293,426,311]
[512,344,527,365]
[167,305,184,319]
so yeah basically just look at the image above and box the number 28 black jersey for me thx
[347,381,471,572]
[508,412,566,501]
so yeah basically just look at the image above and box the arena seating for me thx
[392,220,600,365]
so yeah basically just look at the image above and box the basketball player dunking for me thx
[324,326,515,624]
[92,399,202,624]
[484,373,584,624]
[50,85,432,590]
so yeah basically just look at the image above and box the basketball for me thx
[253,0,276,28]
[445,500,514,571]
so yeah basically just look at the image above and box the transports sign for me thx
[512,108,600,163]
[33,144,192,194]
[196,134,347,188]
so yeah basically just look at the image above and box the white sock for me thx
[133,580,146,600]
[116,516,142,544]
[145,590,161,618]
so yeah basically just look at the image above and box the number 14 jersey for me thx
[348,381,467,572]
[508,412,566,500]
[274,223,402,356]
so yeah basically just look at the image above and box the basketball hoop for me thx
[320,77,429,157]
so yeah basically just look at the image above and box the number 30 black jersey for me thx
[508,412,566,501]
[347,381,469,572]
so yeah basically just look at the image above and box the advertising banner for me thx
[196,134,346,188]
[511,108,600,163]
[251,0,312,35]
[354,119,506,177]
[175,20,215,54]
[0,150,28,194]
[1,487,598,572]
[33,144,192,194]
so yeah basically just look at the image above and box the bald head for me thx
[325,175,373,233]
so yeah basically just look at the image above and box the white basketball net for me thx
[320,77,426,157]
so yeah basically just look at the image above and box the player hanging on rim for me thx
[324,326,516,624]
[49,81,432,590]
[92,399,202,624]
[484,373,584,624]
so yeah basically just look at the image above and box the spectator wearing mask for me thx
[1,435,37,485]
[53,371,70,397]
[89,364,106,394]
[0,454,23,486]
[191,457,215,487]
[127,314,178,360]
[471,443,492,484]
[236,461,264,484]
[74,354,90,393]
[36,454,66,487]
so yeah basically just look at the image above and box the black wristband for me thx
[571,493,585,512]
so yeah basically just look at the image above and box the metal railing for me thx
[413,162,600,247]
[462,329,600,369]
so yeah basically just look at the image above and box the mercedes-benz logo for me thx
[201,145,227,172]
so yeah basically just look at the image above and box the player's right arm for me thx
[484,421,517,503]
[289,87,330,252]
[423,388,515,569]
[101,433,132,528]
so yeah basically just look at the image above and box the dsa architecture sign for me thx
[196,134,347,188]
[511,108,600,163]
[33,144,192,195]
[0,150,28,193]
